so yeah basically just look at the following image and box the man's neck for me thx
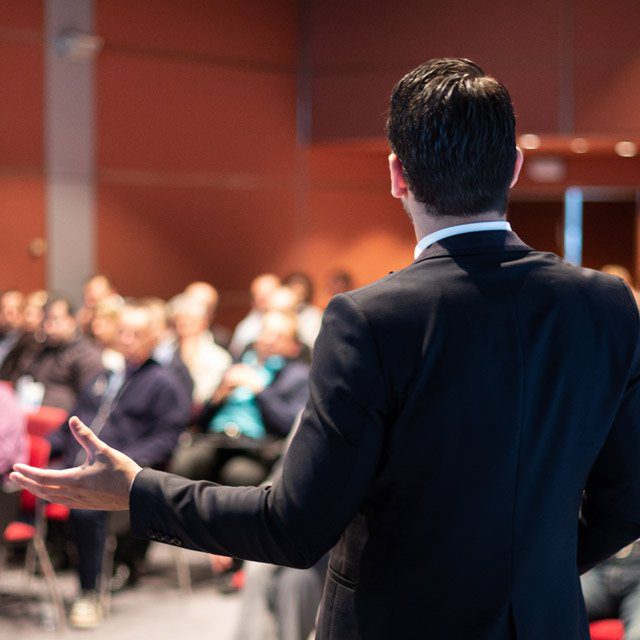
[412,210,506,242]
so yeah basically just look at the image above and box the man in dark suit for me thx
[11,58,640,639]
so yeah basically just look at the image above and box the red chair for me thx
[26,406,68,438]
[1,434,66,629]
[590,619,624,640]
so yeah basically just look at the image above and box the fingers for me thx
[10,471,65,501]
[68,416,105,462]
[12,463,81,485]
[9,470,98,510]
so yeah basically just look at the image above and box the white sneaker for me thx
[69,591,103,629]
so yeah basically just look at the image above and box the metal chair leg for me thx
[100,531,117,617]
[32,532,66,630]
[171,546,191,594]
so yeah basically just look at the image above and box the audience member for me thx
[229,273,280,359]
[76,274,117,335]
[581,542,640,640]
[283,272,323,350]
[0,290,47,383]
[324,268,354,303]
[47,300,192,628]
[142,296,194,401]
[24,297,103,411]
[184,280,232,350]
[601,264,640,306]
[0,384,27,477]
[170,310,309,486]
[91,294,126,372]
[231,418,328,640]
[267,285,298,314]
[0,289,25,367]
[168,294,231,405]
[233,558,328,640]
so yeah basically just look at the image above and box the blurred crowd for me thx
[2,262,640,639]
[0,268,353,638]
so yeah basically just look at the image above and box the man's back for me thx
[12,58,640,640]
[317,229,640,639]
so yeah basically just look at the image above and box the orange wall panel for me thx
[0,3,44,294]
[0,1,42,31]
[309,0,562,140]
[97,0,297,68]
[97,181,299,320]
[0,41,43,168]
[98,52,296,174]
[297,147,415,297]
[0,175,45,291]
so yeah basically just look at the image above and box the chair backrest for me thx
[19,434,51,513]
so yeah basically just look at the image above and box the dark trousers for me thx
[169,433,276,486]
[70,509,107,592]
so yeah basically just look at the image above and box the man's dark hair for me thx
[44,295,76,318]
[387,58,516,216]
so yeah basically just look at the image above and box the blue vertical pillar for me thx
[564,187,583,266]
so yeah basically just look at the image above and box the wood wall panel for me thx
[0,175,45,291]
[0,1,43,31]
[97,0,297,67]
[298,147,414,295]
[98,52,296,174]
[95,0,300,324]
[0,41,43,168]
[0,2,44,293]
[309,0,562,140]
[98,182,297,293]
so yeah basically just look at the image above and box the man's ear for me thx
[510,147,524,189]
[388,153,409,199]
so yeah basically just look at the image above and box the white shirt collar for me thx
[414,220,512,259]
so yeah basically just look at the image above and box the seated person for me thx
[0,290,48,383]
[229,273,281,360]
[229,418,328,640]
[233,555,328,640]
[170,310,309,486]
[76,274,117,336]
[168,294,232,405]
[23,297,104,412]
[0,384,27,477]
[47,300,192,628]
[283,271,323,351]
[142,296,194,401]
[0,289,25,367]
[183,280,232,351]
[581,541,640,640]
[90,294,126,372]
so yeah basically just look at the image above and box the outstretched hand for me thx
[10,416,142,511]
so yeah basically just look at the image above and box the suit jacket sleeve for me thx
[578,309,640,573]
[129,293,389,568]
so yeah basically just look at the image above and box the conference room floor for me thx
[0,543,241,639]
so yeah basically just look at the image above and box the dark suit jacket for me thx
[130,230,640,639]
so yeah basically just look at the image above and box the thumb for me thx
[69,416,104,465]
